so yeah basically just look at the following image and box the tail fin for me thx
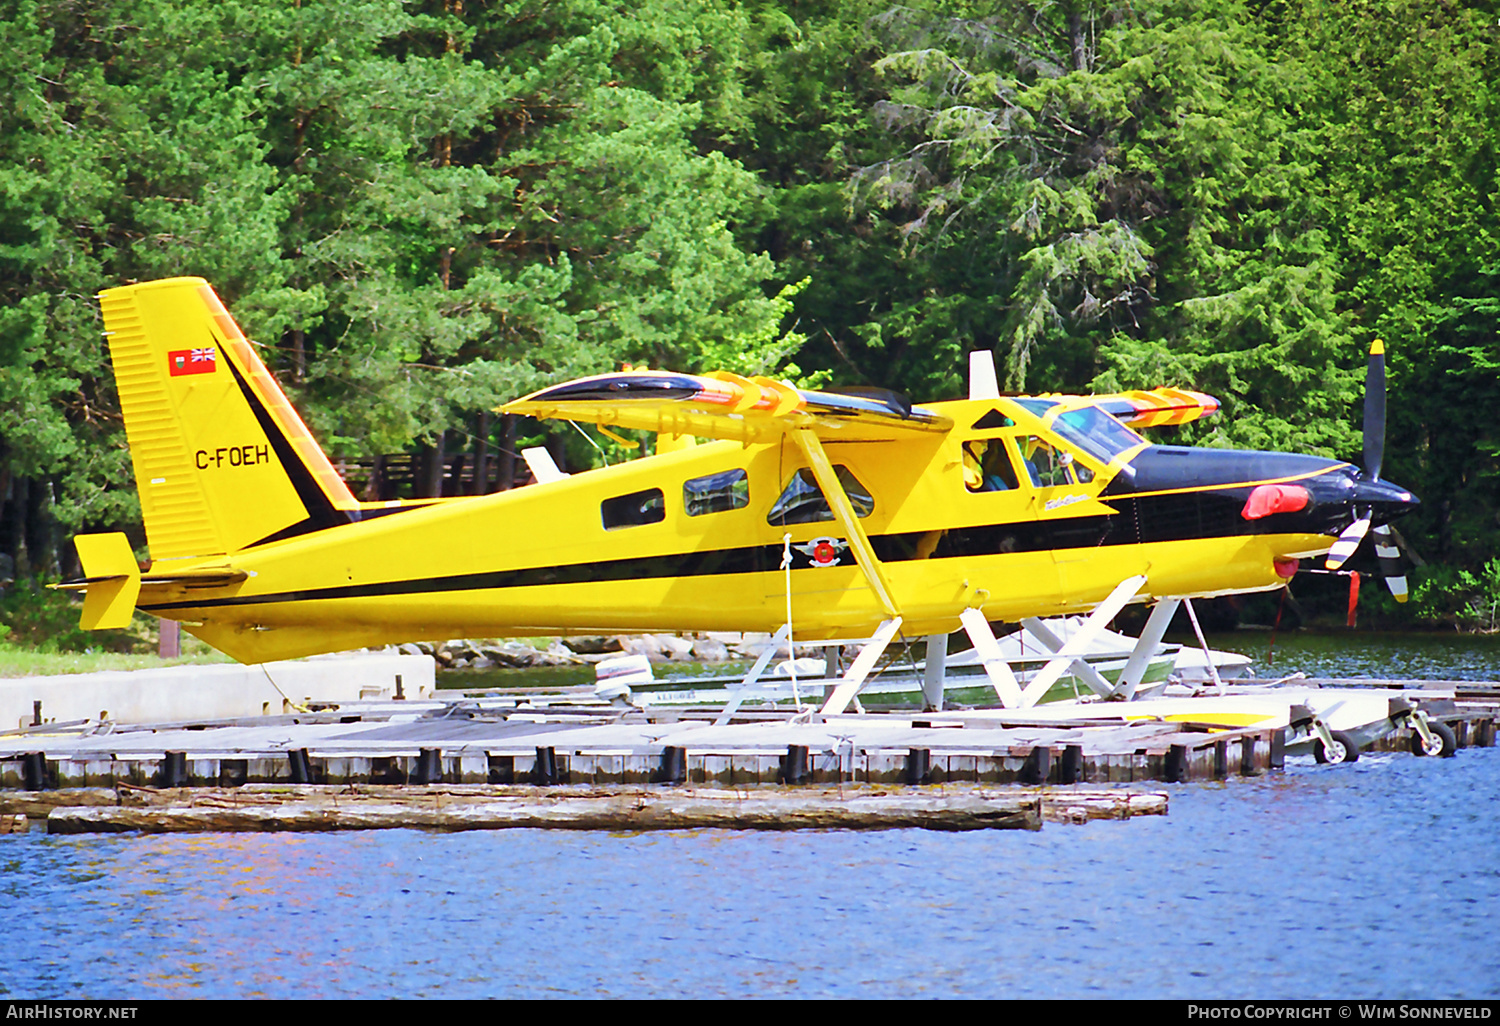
[99,277,359,563]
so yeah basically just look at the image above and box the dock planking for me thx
[0,698,1284,793]
[1,675,1492,835]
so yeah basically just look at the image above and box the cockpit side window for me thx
[1018,436,1076,488]
[969,409,1016,431]
[1051,407,1146,464]
[962,438,1021,492]
[767,465,874,525]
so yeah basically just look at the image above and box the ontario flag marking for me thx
[169,347,217,376]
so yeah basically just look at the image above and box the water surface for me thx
[3,632,1498,1000]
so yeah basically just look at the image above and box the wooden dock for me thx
[1,676,1492,833]
[0,699,1287,792]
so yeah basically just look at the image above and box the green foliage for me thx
[1,0,1498,633]
[0,579,145,652]
[836,1,1362,455]
[1412,560,1500,634]
[0,0,798,586]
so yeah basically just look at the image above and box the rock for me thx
[445,640,481,661]
[542,640,580,665]
[730,634,792,659]
[565,636,624,655]
[691,638,730,663]
[480,642,545,668]
[652,634,696,661]
[617,635,665,661]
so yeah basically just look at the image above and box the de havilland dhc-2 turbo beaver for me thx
[62,276,1419,716]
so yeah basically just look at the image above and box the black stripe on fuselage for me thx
[138,477,1345,614]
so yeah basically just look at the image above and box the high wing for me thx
[501,369,953,621]
[501,370,1218,443]
[499,371,954,444]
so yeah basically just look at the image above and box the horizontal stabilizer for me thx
[72,533,142,630]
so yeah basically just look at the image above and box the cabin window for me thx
[767,466,874,525]
[601,488,665,530]
[962,438,1021,492]
[969,409,1016,431]
[684,469,749,517]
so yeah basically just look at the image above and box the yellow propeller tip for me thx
[1369,339,1385,356]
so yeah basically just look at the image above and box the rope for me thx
[260,664,312,714]
[782,533,800,708]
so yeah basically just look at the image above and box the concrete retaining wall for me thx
[2,653,436,729]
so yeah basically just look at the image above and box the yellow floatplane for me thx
[62,277,1430,748]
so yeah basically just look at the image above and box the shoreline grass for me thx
[0,642,233,679]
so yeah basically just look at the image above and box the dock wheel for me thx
[1314,730,1360,765]
[1410,721,1458,759]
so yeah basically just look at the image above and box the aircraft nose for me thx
[1351,475,1419,522]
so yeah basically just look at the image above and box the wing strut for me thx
[789,427,900,619]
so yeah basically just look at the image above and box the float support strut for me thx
[921,634,949,712]
[1017,618,1116,699]
[714,623,792,726]
[1012,575,1147,708]
[819,618,904,716]
[1116,597,1181,701]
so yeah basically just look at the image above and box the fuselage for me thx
[136,394,1415,663]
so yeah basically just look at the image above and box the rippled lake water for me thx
[3,633,1498,1000]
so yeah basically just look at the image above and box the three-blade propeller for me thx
[1323,340,1414,602]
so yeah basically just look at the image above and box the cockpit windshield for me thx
[1012,399,1145,465]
